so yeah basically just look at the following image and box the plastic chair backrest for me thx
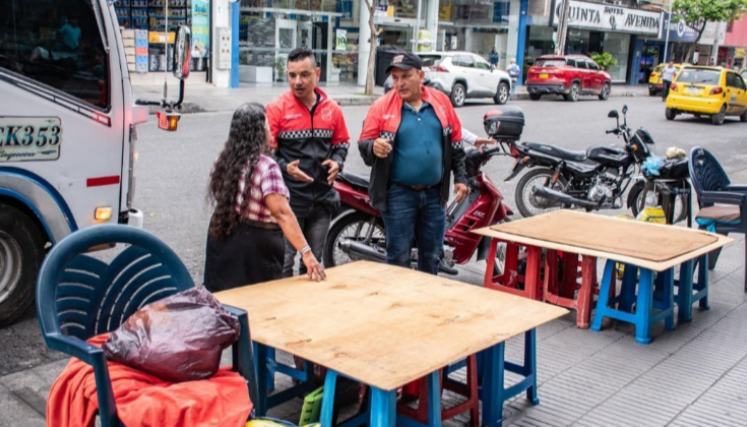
[689,147,731,200]
[37,225,195,342]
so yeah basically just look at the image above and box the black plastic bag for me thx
[103,286,240,383]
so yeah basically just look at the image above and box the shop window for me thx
[0,0,110,109]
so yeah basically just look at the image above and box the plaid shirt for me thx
[235,155,290,224]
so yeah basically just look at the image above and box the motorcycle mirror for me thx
[622,105,628,115]
[608,110,619,118]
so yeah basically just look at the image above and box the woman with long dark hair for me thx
[204,103,325,291]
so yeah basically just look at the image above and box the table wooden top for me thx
[475,210,733,272]
[214,261,568,391]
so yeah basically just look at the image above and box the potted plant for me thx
[274,57,286,82]
[591,52,618,71]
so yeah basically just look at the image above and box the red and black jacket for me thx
[267,87,350,215]
[358,86,467,212]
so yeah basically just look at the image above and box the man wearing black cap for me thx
[358,52,468,275]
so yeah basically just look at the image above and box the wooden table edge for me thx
[473,227,733,272]
[244,307,568,391]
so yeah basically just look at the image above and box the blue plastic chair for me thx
[36,225,260,427]
[689,147,747,291]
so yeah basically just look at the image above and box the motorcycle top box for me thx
[484,106,525,141]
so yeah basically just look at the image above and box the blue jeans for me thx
[381,185,446,275]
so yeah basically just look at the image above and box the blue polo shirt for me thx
[390,102,444,187]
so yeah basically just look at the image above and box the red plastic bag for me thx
[103,286,240,383]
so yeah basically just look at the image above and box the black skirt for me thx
[203,220,285,292]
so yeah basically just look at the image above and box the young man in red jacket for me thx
[267,47,350,277]
[359,52,468,275]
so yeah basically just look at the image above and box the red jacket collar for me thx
[284,86,328,108]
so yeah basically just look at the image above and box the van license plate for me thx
[0,117,61,162]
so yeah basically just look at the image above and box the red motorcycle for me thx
[322,118,516,275]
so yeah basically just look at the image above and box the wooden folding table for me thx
[215,261,567,427]
[475,210,732,343]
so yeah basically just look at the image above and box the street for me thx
[2,93,747,427]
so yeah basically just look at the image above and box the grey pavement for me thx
[135,81,652,114]
[2,92,746,427]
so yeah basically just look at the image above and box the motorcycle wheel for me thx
[629,183,689,224]
[323,213,386,268]
[515,168,568,218]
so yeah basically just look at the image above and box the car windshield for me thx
[676,69,721,84]
[535,59,565,67]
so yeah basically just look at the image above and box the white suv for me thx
[422,52,512,107]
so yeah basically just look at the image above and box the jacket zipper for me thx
[307,95,321,207]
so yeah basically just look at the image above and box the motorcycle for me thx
[323,145,513,275]
[495,105,688,222]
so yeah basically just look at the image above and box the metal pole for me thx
[663,1,671,63]
[556,0,571,55]
[413,0,423,53]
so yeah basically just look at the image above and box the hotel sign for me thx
[552,0,662,36]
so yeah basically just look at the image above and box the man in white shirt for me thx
[661,61,677,101]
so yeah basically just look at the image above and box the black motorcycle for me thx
[493,105,689,222]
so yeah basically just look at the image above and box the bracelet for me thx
[300,246,312,256]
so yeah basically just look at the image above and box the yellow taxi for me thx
[665,66,747,125]
[648,63,682,95]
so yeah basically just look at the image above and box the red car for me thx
[526,55,612,102]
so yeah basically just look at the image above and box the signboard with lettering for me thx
[551,0,662,35]
[661,13,699,42]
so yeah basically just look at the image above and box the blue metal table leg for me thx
[591,260,617,331]
[698,254,710,310]
[677,260,695,323]
[524,329,538,405]
[254,343,269,416]
[635,268,654,344]
[370,387,397,427]
[481,341,506,427]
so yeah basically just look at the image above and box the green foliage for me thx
[590,52,619,71]
[671,0,747,61]
[672,0,747,28]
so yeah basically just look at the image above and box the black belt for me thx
[395,183,439,191]
[244,219,280,230]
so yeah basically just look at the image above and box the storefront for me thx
[436,0,518,71]
[237,0,361,84]
[539,0,663,83]
[113,0,209,73]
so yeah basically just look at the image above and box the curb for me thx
[148,92,649,114]
[147,96,380,115]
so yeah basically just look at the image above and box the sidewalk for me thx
[1,233,745,427]
[134,82,653,115]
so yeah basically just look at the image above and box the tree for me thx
[363,0,383,96]
[672,0,747,63]
[590,52,619,71]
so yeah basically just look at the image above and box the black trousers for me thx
[203,220,285,292]
[662,79,672,100]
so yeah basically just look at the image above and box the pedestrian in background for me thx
[507,58,521,100]
[661,61,677,101]
[489,47,499,69]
